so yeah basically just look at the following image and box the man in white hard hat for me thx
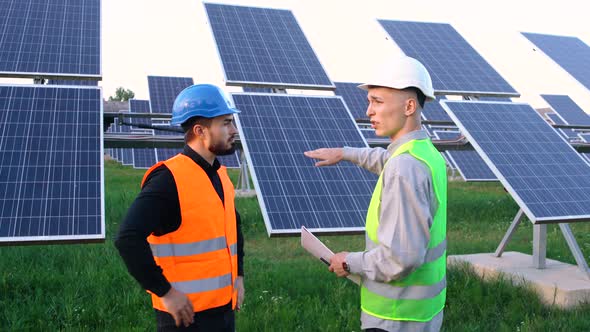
[305,56,447,332]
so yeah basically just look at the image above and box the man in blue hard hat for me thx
[116,84,245,331]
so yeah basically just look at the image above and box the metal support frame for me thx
[559,223,590,279]
[532,224,547,269]
[494,209,525,257]
[495,209,590,279]
[237,151,250,191]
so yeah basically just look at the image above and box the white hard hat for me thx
[358,56,436,101]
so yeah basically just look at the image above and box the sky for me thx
[98,0,590,112]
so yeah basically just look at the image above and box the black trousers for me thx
[155,309,235,332]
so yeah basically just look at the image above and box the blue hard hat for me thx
[171,84,240,125]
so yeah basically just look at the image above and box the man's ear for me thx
[405,98,417,116]
[193,124,204,137]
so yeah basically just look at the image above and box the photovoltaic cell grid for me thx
[541,94,590,126]
[232,93,377,235]
[128,99,152,132]
[47,79,98,86]
[243,87,273,93]
[0,85,103,243]
[421,97,452,122]
[546,113,579,140]
[434,130,496,181]
[156,148,180,162]
[0,0,101,78]
[205,3,334,90]
[378,20,517,96]
[441,100,590,223]
[478,97,512,102]
[117,120,134,166]
[523,33,590,92]
[334,82,367,120]
[580,134,590,163]
[359,129,389,144]
[218,152,241,169]
[154,147,240,169]
[147,76,194,114]
[133,146,157,169]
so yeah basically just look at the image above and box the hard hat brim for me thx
[171,107,241,126]
[357,83,436,101]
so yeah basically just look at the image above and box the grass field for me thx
[1,160,589,331]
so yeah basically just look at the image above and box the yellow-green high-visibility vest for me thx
[361,138,447,322]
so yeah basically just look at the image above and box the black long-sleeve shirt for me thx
[115,145,244,311]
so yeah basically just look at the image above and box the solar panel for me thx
[0,0,101,79]
[147,76,194,114]
[378,20,518,96]
[133,147,157,169]
[128,99,152,133]
[218,151,241,169]
[334,82,367,120]
[478,97,512,102]
[541,95,590,126]
[0,85,103,243]
[47,79,98,86]
[243,87,273,93]
[546,113,580,140]
[359,128,390,144]
[156,148,180,162]
[523,33,590,92]
[580,134,590,163]
[421,97,452,122]
[205,3,334,90]
[434,130,496,181]
[232,93,376,235]
[118,119,134,166]
[441,100,590,223]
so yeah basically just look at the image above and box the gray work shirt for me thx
[343,130,443,332]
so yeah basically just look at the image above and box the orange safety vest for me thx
[142,154,238,313]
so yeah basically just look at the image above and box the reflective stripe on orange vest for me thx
[143,153,238,313]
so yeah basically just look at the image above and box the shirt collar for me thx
[182,145,221,173]
[386,130,430,155]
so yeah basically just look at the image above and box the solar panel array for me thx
[0,0,101,79]
[421,97,452,122]
[579,134,590,163]
[47,79,98,86]
[133,146,157,169]
[147,76,194,114]
[128,99,152,132]
[0,85,103,243]
[541,94,590,126]
[205,3,334,90]
[523,33,590,92]
[378,20,517,96]
[334,82,367,120]
[232,93,376,235]
[243,87,273,93]
[434,130,496,181]
[441,100,590,223]
[546,113,580,140]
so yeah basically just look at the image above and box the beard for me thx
[208,138,236,156]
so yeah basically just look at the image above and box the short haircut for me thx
[403,87,426,109]
[367,85,426,109]
[181,116,213,143]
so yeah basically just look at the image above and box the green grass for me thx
[1,160,589,331]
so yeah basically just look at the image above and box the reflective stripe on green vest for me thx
[361,138,447,322]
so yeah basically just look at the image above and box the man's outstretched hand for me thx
[304,148,344,167]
